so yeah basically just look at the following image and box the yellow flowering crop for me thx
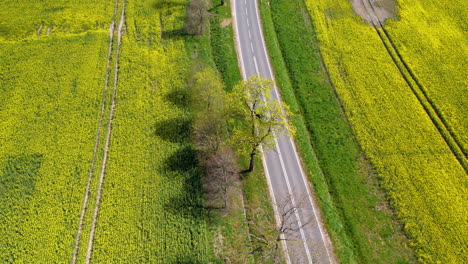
[304,0,467,262]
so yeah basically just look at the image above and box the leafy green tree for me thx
[191,67,227,156]
[230,75,294,173]
[191,67,225,113]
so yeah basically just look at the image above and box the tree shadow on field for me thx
[160,143,207,261]
[153,117,191,143]
[165,88,191,109]
[161,28,187,40]
[163,146,204,221]
[164,145,198,172]
[152,0,186,10]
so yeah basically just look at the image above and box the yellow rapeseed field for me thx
[1,0,210,263]
[386,0,468,153]
[305,0,467,262]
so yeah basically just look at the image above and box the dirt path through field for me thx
[352,0,396,26]
[70,0,121,263]
[84,1,126,263]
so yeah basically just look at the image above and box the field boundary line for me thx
[84,1,126,263]
[70,0,120,262]
[359,0,467,172]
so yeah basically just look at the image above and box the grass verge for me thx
[258,0,417,263]
[209,0,242,90]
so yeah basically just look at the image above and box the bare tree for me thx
[246,194,313,263]
[192,113,225,156]
[185,0,208,36]
[203,147,240,209]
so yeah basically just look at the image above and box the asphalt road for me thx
[231,0,334,263]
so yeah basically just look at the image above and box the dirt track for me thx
[71,0,122,263]
[351,0,396,26]
[84,1,126,263]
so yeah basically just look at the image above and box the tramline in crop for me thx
[71,0,121,262]
[1,0,211,262]
[304,0,467,262]
[385,0,467,154]
[358,0,466,171]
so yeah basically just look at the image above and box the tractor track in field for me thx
[84,1,126,263]
[70,0,125,263]
[359,0,468,172]
[71,0,118,262]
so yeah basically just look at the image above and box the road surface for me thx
[231,0,334,263]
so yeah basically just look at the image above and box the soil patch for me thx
[37,24,43,36]
[351,0,397,26]
[221,18,231,27]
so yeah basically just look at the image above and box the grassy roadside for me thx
[258,0,417,263]
[185,0,277,262]
[209,0,242,91]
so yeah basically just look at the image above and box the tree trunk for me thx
[242,151,256,173]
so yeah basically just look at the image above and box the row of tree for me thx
[189,66,293,205]
[188,66,315,262]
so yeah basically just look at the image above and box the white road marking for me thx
[288,136,333,261]
[232,0,334,262]
[231,0,246,78]
[253,55,259,73]
[275,138,314,263]
[248,29,251,39]
[251,0,333,260]
[261,147,293,264]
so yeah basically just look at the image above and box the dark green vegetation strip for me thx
[209,0,242,90]
[0,154,43,262]
[259,0,416,263]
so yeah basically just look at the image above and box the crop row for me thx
[304,0,467,262]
